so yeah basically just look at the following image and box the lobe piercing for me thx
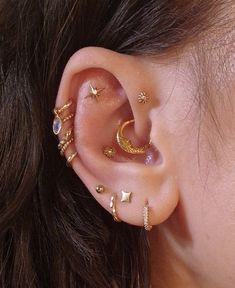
[121,191,132,203]
[110,195,121,222]
[103,146,116,158]
[143,202,152,231]
[53,100,73,135]
[137,91,149,104]
[85,83,105,101]
[116,119,151,154]
[95,185,105,194]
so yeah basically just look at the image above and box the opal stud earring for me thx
[137,91,149,104]
[116,119,151,154]
[103,146,116,158]
[86,83,105,101]
[95,185,105,194]
[121,191,132,203]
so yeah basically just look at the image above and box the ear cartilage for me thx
[137,91,149,104]
[116,119,151,155]
[110,195,121,222]
[66,152,78,167]
[53,100,73,135]
[85,83,105,101]
[143,202,152,231]
[121,191,132,203]
[103,146,116,158]
[95,185,105,194]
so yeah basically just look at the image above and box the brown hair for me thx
[0,1,226,287]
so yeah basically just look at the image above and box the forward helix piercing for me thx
[116,119,151,155]
[143,202,152,231]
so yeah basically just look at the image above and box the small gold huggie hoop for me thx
[58,128,73,150]
[66,152,78,166]
[60,138,74,156]
[53,100,74,135]
[116,119,151,154]
[110,195,121,222]
[143,202,152,231]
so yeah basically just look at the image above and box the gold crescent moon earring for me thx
[116,119,151,154]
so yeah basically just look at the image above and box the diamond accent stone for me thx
[53,116,62,135]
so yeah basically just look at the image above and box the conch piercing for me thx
[85,83,104,101]
[103,146,116,158]
[143,202,152,231]
[53,100,74,135]
[116,119,151,154]
[137,91,149,104]
[110,195,121,222]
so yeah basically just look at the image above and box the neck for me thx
[149,225,198,288]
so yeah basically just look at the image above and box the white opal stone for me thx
[53,116,62,135]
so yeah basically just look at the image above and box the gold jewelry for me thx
[59,138,74,156]
[85,83,104,101]
[121,191,132,203]
[58,128,73,150]
[116,119,151,154]
[143,202,152,231]
[110,195,121,222]
[95,185,105,194]
[53,100,73,135]
[137,91,149,104]
[103,146,116,158]
[66,152,78,166]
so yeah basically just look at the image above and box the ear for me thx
[54,47,179,228]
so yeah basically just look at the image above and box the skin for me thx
[55,26,235,288]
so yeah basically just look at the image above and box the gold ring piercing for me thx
[60,137,74,156]
[110,195,121,222]
[53,100,73,135]
[66,152,78,166]
[58,128,73,150]
[116,119,151,154]
[143,202,152,231]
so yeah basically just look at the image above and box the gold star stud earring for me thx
[85,83,105,101]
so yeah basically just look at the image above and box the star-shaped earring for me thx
[85,83,105,101]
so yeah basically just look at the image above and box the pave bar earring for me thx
[143,202,152,231]
[116,119,151,154]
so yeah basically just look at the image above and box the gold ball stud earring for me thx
[95,185,105,194]
[137,91,149,104]
[116,119,151,154]
[103,146,116,158]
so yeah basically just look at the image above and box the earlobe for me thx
[53,47,179,230]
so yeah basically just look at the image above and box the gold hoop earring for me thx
[143,202,152,231]
[53,100,73,135]
[116,119,151,154]
[110,195,121,222]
